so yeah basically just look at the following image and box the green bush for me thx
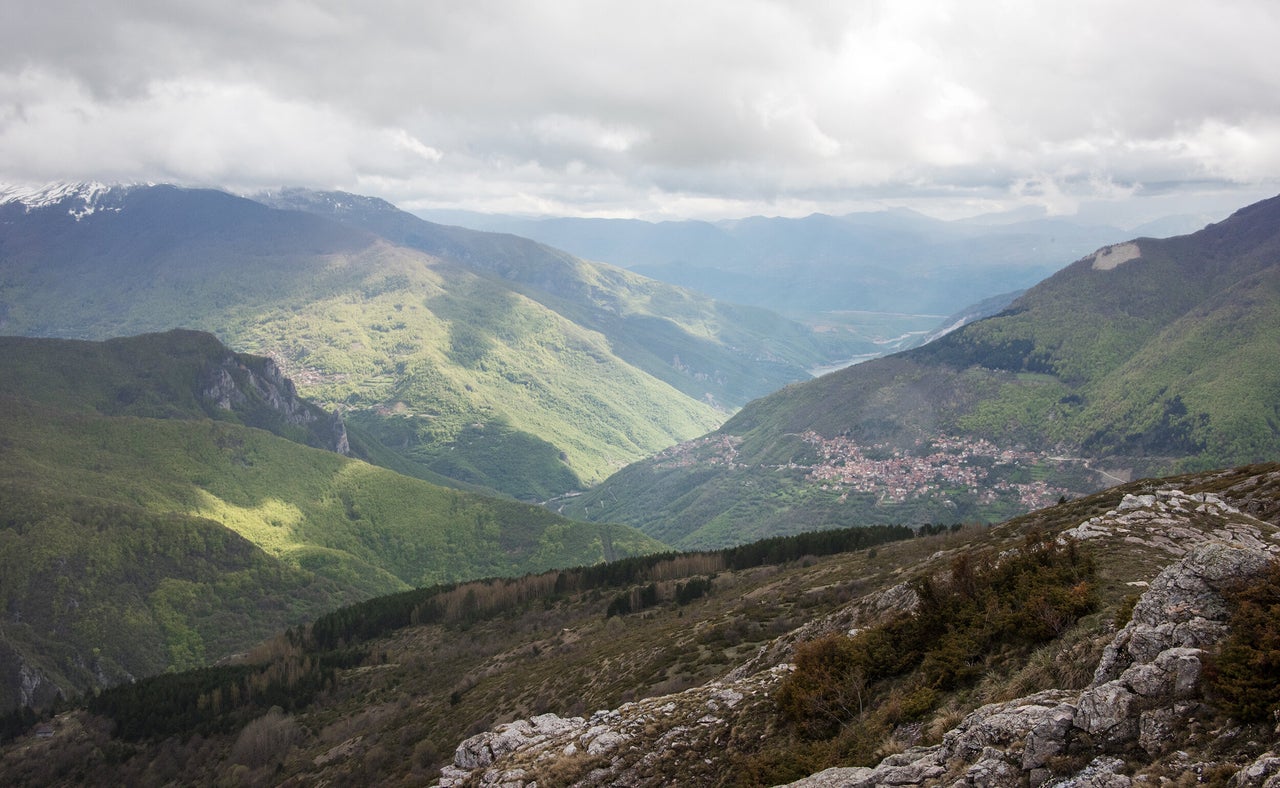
[1207,561,1280,722]
[777,538,1095,740]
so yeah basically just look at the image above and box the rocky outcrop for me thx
[728,579,921,683]
[1060,489,1279,557]
[435,668,787,787]
[199,353,349,455]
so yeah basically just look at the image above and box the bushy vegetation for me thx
[6,465,1276,785]
[771,536,1095,770]
[1207,559,1280,722]
[0,521,915,754]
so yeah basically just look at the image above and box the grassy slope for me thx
[0,333,667,708]
[220,244,723,492]
[257,189,846,408]
[0,400,662,589]
[0,331,346,453]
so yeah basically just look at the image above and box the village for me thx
[652,429,1070,512]
[800,430,1070,508]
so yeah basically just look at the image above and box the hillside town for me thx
[653,430,1071,511]
[802,430,1070,508]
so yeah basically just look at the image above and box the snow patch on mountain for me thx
[0,181,143,220]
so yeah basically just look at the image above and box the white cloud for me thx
[1,0,1278,219]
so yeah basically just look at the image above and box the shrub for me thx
[230,707,302,768]
[778,538,1095,739]
[776,634,869,738]
[1206,560,1280,722]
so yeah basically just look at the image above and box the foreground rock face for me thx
[435,668,787,787]
[784,542,1274,788]
[1060,489,1275,557]
[437,539,1277,788]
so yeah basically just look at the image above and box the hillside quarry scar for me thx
[1091,241,1141,270]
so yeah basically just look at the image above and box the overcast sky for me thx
[2,1,1278,223]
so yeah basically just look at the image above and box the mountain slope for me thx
[0,329,349,453]
[7,464,1280,786]
[0,332,665,711]
[562,195,1280,548]
[254,188,850,407]
[0,183,739,496]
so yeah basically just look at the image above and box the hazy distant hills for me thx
[562,195,1280,548]
[0,330,664,710]
[0,183,859,498]
[423,207,1160,317]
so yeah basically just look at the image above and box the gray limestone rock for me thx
[451,714,585,771]
[1075,681,1139,746]
[1051,755,1132,787]
[1231,752,1280,787]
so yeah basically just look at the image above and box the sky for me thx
[2,0,1279,225]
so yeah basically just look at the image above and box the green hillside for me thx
[563,195,1280,548]
[0,330,347,452]
[255,188,845,410]
[0,185,738,497]
[219,243,724,496]
[0,333,665,710]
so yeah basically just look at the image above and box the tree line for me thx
[6,521,936,745]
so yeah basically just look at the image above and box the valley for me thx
[565,195,1280,548]
[0,183,1278,787]
[1,183,797,497]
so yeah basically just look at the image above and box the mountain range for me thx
[0,182,865,499]
[421,207,1185,354]
[560,195,1280,548]
[2,179,1279,785]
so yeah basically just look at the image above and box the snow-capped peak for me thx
[0,181,143,220]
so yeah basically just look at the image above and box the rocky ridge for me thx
[436,482,1280,787]
[198,349,350,456]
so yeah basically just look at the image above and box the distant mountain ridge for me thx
[0,181,138,214]
[0,182,861,498]
[562,194,1280,547]
[423,206,1148,317]
[253,187,840,406]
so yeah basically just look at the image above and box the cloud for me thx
[1,0,1278,219]
[0,69,442,190]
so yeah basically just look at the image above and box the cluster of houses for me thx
[801,431,1068,508]
[648,428,1069,513]
[651,433,743,469]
